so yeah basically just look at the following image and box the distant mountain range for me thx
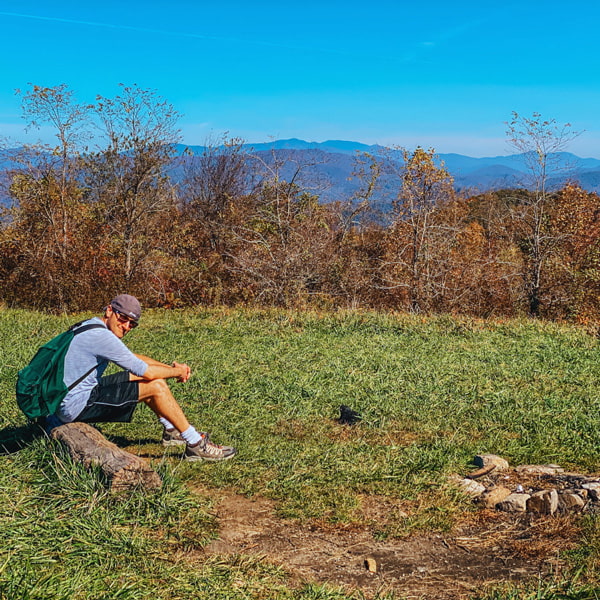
[4,140,599,209]
[179,139,600,203]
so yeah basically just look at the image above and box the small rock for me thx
[515,464,564,475]
[454,477,486,497]
[582,481,600,489]
[479,486,512,509]
[559,472,589,480]
[364,557,377,573]
[582,482,600,501]
[496,493,530,512]
[526,489,558,515]
[558,491,586,512]
[473,454,510,472]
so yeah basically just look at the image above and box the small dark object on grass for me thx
[338,405,361,425]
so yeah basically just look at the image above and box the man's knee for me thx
[139,378,170,402]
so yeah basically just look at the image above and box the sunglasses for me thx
[113,309,139,328]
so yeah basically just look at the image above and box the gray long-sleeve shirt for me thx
[56,317,148,422]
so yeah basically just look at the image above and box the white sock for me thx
[180,426,202,446]
[159,417,175,431]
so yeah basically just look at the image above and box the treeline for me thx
[1,86,599,322]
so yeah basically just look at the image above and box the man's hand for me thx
[135,354,192,383]
[173,361,191,383]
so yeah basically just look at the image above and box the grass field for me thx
[2,308,600,599]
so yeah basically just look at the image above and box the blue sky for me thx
[0,0,598,157]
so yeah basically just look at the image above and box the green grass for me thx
[2,307,600,598]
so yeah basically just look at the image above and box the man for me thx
[47,294,236,462]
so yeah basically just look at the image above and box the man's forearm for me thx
[134,354,191,383]
[142,363,186,381]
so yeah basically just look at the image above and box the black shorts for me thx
[75,371,140,423]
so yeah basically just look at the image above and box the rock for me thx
[479,486,512,509]
[558,491,586,512]
[581,481,600,489]
[364,557,377,573]
[557,472,589,480]
[526,489,558,515]
[582,482,600,501]
[515,464,564,475]
[496,493,530,513]
[452,476,486,497]
[473,454,510,472]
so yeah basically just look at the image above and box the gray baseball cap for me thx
[110,294,142,321]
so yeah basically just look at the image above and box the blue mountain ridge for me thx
[3,141,599,208]
[177,140,600,199]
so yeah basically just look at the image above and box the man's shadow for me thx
[0,423,158,455]
[0,422,47,455]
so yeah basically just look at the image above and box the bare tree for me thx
[224,153,338,306]
[181,135,248,254]
[338,151,382,240]
[506,111,580,316]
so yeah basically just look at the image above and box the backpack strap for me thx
[67,364,100,391]
[69,321,106,335]
[66,322,106,391]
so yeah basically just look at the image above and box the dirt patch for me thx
[196,491,571,599]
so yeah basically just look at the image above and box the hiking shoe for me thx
[161,428,186,447]
[185,434,237,462]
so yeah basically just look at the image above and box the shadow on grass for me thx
[104,433,161,448]
[0,422,46,455]
[97,431,171,460]
[0,423,160,456]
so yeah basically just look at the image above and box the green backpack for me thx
[16,322,104,419]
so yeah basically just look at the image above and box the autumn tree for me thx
[84,85,182,299]
[544,184,600,320]
[458,189,531,317]
[1,84,93,310]
[380,147,458,312]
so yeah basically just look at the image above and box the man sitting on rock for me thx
[45,294,236,462]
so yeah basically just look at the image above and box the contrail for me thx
[0,11,248,45]
[0,11,365,59]
[0,10,490,66]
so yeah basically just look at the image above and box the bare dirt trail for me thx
[197,492,566,599]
